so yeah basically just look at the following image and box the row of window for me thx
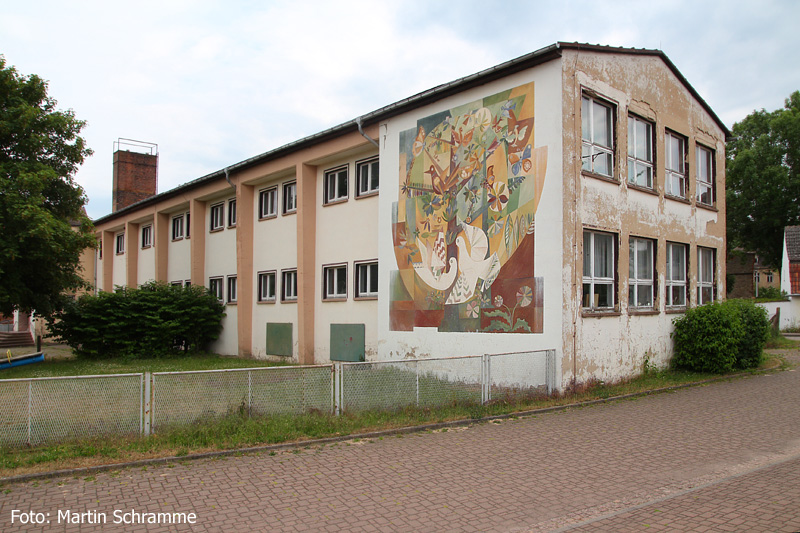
[582,230,715,313]
[210,199,237,232]
[323,157,379,204]
[581,93,715,206]
[207,261,379,304]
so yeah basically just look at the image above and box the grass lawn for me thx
[0,342,793,479]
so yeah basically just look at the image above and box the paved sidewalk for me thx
[1,353,799,532]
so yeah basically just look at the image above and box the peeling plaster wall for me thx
[377,61,564,388]
[561,50,727,384]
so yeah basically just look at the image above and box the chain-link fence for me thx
[0,350,555,446]
[0,374,143,446]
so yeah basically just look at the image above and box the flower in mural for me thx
[516,286,533,308]
[480,291,492,308]
[488,182,509,212]
[488,214,505,237]
[494,295,504,308]
[466,299,480,318]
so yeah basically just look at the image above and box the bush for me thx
[671,299,770,373]
[49,281,225,358]
[754,286,788,301]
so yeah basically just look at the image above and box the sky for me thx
[2,0,799,219]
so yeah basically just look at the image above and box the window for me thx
[259,187,278,219]
[324,166,348,204]
[666,242,688,308]
[185,212,191,238]
[172,215,184,240]
[767,272,774,283]
[627,115,654,189]
[141,225,152,248]
[170,281,183,287]
[629,237,655,309]
[281,269,297,301]
[696,145,714,206]
[257,271,276,302]
[184,280,192,287]
[227,275,237,303]
[209,277,224,301]
[582,230,616,310]
[323,264,347,300]
[115,233,125,254]
[665,131,687,198]
[698,247,715,305]
[355,261,378,298]
[581,94,614,177]
[356,158,379,197]
[210,203,224,231]
[228,198,237,227]
[98,238,103,259]
[283,181,297,214]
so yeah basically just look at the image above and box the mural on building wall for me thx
[391,82,547,333]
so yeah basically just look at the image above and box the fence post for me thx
[333,363,342,416]
[143,372,152,436]
[546,349,555,395]
[481,354,490,405]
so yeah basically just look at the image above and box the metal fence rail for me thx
[0,349,556,447]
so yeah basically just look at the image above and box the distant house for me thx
[726,250,779,298]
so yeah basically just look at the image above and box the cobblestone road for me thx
[2,352,799,532]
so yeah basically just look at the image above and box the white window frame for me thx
[259,187,278,219]
[115,233,125,255]
[209,277,224,302]
[281,269,297,302]
[227,275,237,304]
[355,261,378,299]
[356,157,379,197]
[581,94,615,178]
[627,115,654,189]
[170,280,183,287]
[141,225,152,249]
[283,181,297,214]
[257,271,276,303]
[665,131,687,198]
[210,203,224,232]
[228,198,237,227]
[629,237,655,309]
[698,247,715,305]
[666,242,688,308]
[172,215,185,241]
[696,145,714,206]
[324,166,349,205]
[582,230,616,311]
[323,264,347,301]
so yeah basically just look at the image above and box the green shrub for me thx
[49,281,225,358]
[754,286,788,301]
[671,299,770,373]
[671,302,744,373]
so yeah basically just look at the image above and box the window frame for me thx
[141,225,152,249]
[170,280,183,287]
[665,130,688,199]
[209,277,224,302]
[323,263,348,301]
[628,237,656,310]
[695,144,715,207]
[355,260,378,299]
[210,202,225,232]
[582,230,617,312]
[228,198,237,227]
[697,247,715,305]
[257,270,277,303]
[627,114,655,190]
[115,233,125,255]
[185,212,191,238]
[226,275,237,304]
[258,186,278,220]
[281,269,298,302]
[356,157,380,198]
[171,214,185,241]
[581,93,616,179]
[283,181,297,214]
[666,242,688,309]
[323,166,349,205]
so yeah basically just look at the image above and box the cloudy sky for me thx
[3,0,799,219]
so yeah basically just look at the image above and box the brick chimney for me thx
[112,139,158,212]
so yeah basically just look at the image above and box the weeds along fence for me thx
[0,350,556,447]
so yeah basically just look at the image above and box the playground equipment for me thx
[1,350,44,370]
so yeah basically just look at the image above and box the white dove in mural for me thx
[446,224,501,305]
[413,233,457,291]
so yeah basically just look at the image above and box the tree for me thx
[0,56,96,317]
[726,91,800,269]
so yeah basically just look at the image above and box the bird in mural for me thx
[413,235,457,291]
[445,224,501,305]
[425,157,460,195]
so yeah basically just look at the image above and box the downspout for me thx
[356,116,380,148]
[224,167,236,191]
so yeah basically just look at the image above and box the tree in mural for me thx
[392,82,547,333]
